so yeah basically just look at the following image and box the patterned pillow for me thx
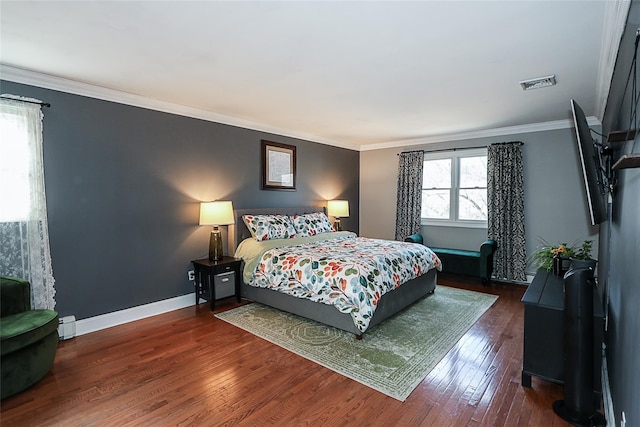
[291,212,335,237]
[242,214,297,241]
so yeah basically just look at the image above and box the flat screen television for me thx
[570,99,607,225]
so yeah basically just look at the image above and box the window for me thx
[421,148,487,227]
[0,108,31,221]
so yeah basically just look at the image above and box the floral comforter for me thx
[244,233,441,332]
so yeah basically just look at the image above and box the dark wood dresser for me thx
[521,269,604,393]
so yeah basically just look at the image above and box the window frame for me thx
[421,148,488,229]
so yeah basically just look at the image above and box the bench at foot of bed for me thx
[405,234,497,286]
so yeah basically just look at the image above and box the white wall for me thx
[360,126,601,276]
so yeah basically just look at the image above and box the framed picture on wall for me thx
[262,140,296,191]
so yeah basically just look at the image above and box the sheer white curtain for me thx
[0,97,56,309]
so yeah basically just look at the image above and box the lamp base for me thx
[209,228,224,261]
[334,218,342,231]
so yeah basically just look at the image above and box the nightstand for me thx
[191,256,242,311]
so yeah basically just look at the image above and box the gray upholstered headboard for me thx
[232,206,326,251]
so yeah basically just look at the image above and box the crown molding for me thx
[595,0,631,121]
[359,117,602,151]
[0,64,359,151]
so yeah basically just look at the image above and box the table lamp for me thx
[199,201,235,260]
[327,200,349,231]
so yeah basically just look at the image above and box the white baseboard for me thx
[75,293,196,336]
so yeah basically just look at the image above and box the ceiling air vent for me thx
[519,75,557,91]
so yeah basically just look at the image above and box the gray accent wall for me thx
[360,127,600,277]
[600,2,640,424]
[0,80,359,321]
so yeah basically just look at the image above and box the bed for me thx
[233,206,441,339]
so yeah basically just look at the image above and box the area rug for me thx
[215,285,498,401]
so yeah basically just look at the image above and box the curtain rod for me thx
[398,141,523,156]
[398,146,487,156]
[0,95,51,108]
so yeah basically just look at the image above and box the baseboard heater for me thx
[58,315,76,340]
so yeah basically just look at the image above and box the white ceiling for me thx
[0,1,624,151]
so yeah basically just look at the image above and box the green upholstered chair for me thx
[1,276,59,399]
[405,234,498,285]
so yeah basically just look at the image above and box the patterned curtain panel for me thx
[487,142,526,282]
[395,151,424,241]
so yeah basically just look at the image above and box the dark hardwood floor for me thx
[1,274,571,426]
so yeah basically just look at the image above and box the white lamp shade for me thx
[199,201,235,226]
[327,200,349,217]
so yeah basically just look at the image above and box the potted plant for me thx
[529,240,572,275]
[529,239,596,275]
[569,240,597,270]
